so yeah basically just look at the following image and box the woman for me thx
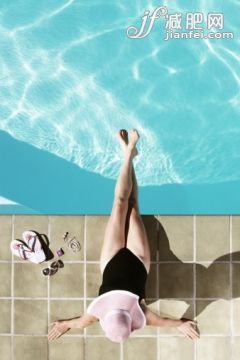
[48,129,199,342]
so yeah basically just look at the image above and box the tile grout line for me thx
[121,220,123,354]
[230,215,233,359]
[1,333,238,338]
[84,216,87,359]
[3,259,239,264]
[156,216,160,360]
[11,215,15,360]
[47,216,50,360]
[193,215,197,360]
[1,296,233,301]
[120,341,123,360]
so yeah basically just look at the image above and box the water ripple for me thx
[0,0,239,185]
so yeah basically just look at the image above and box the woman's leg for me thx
[99,129,139,273]
[126,165,151,274]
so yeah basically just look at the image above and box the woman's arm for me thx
[48,314,98,341]
[143,306,182,327]
[141,303,199,339]
[63,314,98,329]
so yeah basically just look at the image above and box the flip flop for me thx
[10,240,39,263]
[22,230,46,263]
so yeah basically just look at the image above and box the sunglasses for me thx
[42,260,64,276]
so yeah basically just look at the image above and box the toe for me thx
[129,129,139,144]
[118,129,128,144]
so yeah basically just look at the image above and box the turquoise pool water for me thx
[0,0,239,213]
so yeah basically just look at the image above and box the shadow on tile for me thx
[143,216,240,320]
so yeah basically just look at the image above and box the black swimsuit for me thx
[98,247,148,302]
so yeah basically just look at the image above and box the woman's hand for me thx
[48,320,70,341]
[177,319,200,339]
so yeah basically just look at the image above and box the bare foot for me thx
[127,129,139,157]
[117,129,129,151]
[117,129,139,157]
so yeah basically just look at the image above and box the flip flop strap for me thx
[17,244,32,260]
[28,235,37,252]
[26,233,42,252]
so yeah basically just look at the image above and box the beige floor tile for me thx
[159,299,194,319]
[196,216,230,262]
[142,215,159,262]
[14,300,47,334]
[86,216,108,261]
[196,299,230,334]
[85,321,104,335]
[86,322,102,337]
[123,337,157,360]
[232,216,240,261]
[50,300,84,335]
[159,300,194,335]
[0,263,11,297]
[232,263,240,298]
[14,263,47,298]
[196,263,230,298]
[0,300,11,333]
[86,263,103,298]
[0,216,12,261]
[196,337,231,360]
[159,337,194,360]
[14,215,49,240]
[158,216,193,261]
[49,337,84,360]
[85,337,120,359]
[158,263,193,298]
[0,336,11,360]
[232,337,240,360]
[49,216,84,261]
[13,336,48,360]
[146,264,158,299]
[50,263,84,298]
[133,322,158,337]
[233,299,240,335]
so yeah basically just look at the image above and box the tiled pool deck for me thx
[0,215,239,360]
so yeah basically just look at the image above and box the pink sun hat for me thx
[87,290,146,342]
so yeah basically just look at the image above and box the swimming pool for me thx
[0,0,239,214]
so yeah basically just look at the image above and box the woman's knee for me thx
[114,195,129,209]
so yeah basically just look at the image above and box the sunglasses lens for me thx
[49,268,58,276]
[51,261,58,269]
[58,260,64,268]
[42,268,50,276]
[42,263,60,276]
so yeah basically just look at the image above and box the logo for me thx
[126,6,234,41]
